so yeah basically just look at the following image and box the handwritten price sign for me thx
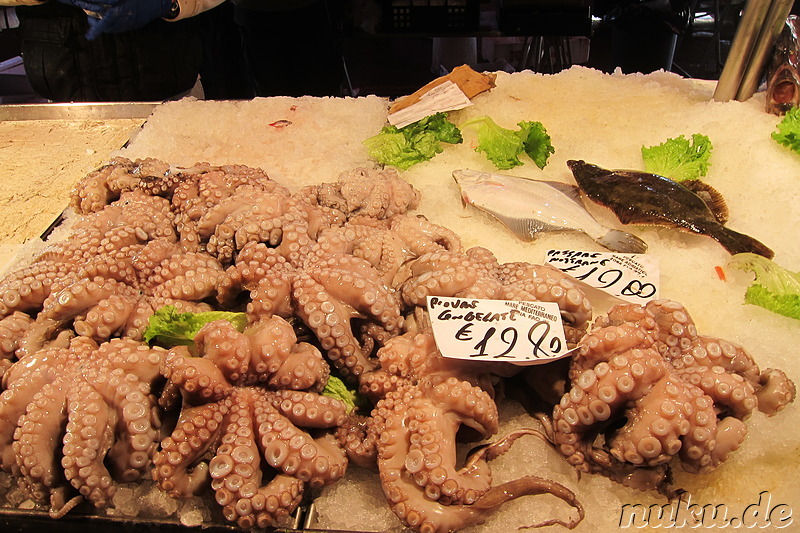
[545,250,659,303]
[427,296,571,365]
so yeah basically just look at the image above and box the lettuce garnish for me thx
[363,112,462,170]
[771,106,800,153]
[462,116,554,170]
[728,253,800,320]
[321,375,369,414]
[641,133,712,181]
[143,305,248,349]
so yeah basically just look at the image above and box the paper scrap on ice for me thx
[388,81,472,128]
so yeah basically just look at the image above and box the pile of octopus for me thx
[0,158,794,532]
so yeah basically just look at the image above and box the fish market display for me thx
[566,160,775,259]
[1,67,799,533]
[0,159,593,531]
[452,169,647,253]
[766,14,800,115]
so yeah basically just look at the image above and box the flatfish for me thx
[452,169,648,253]
[567,160,774,259]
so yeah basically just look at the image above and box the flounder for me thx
[452,169,648,253]
[567,160,774,259]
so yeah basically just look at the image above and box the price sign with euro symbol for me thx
[426,296,572,365]
[545,250,659,303]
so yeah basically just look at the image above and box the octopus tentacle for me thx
[0,311,33,361]
[147,251,225,301]
[73,293,138,341]
[210,389,286,528]
[246,316,330,391]
[756,368,796,415]
[152,401,228,498]
[400,250,495,307]
[264,389,348,429]
[256,390,347,489]
[378,386,582,533]
[12,381,71,511]
[554,348,669,472]
[62,379,116,509]
[20,278,141,356]
[334,414,378,468]
[673,364,757,419]
[1,364,64,470]
[93,368,159,482]
[389,214,463,257]
[294,254,402,380]
[161,346,234,404]
[498,262,592,331]
[193,319,251,384]
[0,261,74,318]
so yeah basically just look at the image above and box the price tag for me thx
[545,249,659,304]
[427,296,571,366]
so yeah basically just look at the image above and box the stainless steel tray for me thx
[0,102,159,121]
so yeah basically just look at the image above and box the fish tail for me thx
[596,229,648,254]
[708,224,774,259]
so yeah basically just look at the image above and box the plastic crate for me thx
[382,0,480,33]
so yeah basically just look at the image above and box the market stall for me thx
[0,65,798,532]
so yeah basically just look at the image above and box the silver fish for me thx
[452,169,648,253]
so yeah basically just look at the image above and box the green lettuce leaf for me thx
[143,305,248,348]
[321,375,368,414]
[728,253,800,320]
[772,106,800,153]
[363,112,463,170]
[518,120,555,169]
[462,116,554,170]
[641,133,712,181]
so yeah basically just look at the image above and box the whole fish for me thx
[567,160,774,259]
[452,169,648,253]
[766,15,800,115]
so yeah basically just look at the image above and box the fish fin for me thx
[704,222,774,259]
[492,212,549,241]
[595,230,648,254]
[614,210,676,226]
[682,180,729,224]
[536,180,585,206]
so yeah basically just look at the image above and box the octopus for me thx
[0,336,164,517]
[311,166,421,220]
[397,246,593,345]
[549,299,795,493]
[216,212,462,383]
[0,188,225,360]
[152,318,349,528]
[10,234,225,357]
[336,329,585,533]
[0,156,794,533]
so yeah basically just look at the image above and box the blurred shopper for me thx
[3,0,344,100]
[54,0,345,97]
[7,0,202,101]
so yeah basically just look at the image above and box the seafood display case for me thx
[0,64,799,533]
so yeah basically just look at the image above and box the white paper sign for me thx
[427,296,571,366]
[545,250,659,304]
[388,80,473,129]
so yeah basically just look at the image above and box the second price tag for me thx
[427,296,571,365]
